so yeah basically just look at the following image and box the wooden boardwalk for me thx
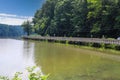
[23,36,120,45]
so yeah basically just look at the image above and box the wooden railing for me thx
[23,36,120,45]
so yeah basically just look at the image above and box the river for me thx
[0,39,120,80]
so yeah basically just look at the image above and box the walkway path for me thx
[23,36,120,45]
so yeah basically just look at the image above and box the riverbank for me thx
[45,40,120,56]
[23,36,120,55]
[71,45,120,55]
[22,36,120,45]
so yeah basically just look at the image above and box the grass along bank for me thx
[61,41,120,55]
[23,35,120,55]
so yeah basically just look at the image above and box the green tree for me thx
[53,0,74,36]
[33,0,56,36]
[32,0,120,38]
[72,0,89,37]
[22,20,32,36]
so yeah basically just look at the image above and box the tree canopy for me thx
[33,0,120,38]
[22,21,32,36]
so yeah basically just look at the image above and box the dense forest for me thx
[0,24,24,38]
[33,0,120,38]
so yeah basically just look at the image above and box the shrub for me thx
[0,66,49,80]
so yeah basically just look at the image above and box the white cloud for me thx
[0,13,17,17]
[0,13,33,25]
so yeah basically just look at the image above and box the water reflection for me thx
[1,39,120,80]
[33,42,102,80]
[0,39,35,77]
[33,41,120,80]
[23,41,35,66]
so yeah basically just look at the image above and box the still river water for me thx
[0,39,120,80]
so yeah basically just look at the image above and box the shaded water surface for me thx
[0,39,120,80]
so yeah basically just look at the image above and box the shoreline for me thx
[24,36,120,55]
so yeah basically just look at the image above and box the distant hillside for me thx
[0,24,24,38]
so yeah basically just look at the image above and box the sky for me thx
[0,0,45,25]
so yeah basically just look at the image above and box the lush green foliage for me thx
[0,24,24,38]
[22,21,32,36]
[0,66,49,80]
[33,0,120,38]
